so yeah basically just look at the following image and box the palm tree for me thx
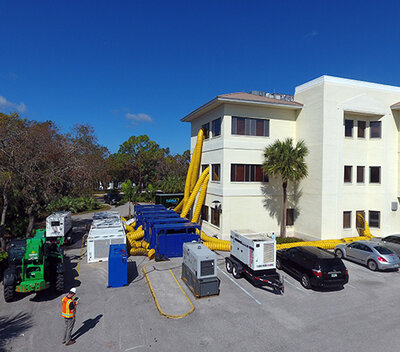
[263,138,308,238]
[121,180,137,218]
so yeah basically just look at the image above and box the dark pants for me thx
[63,316,75,343]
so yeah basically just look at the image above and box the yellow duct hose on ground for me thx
[191,174,209,223]
[130,247,156,259]
[181,167,209,218]
[203,240,231,251]
[127,226,144,241]
[189,129,204,192]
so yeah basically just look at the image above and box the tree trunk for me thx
[26,203,35,238]
[281,180,288,238]
[0,179,10,251]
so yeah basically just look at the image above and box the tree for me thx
[121,180,137,218]
[263,138,308,238]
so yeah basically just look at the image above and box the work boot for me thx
[65,340,76,346]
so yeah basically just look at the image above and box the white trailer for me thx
[226,230,284,294]
[46,211,73,242]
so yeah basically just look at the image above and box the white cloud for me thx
[0,96,27,113]
[125,112,153,124]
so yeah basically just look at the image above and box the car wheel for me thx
[232,264,242,279]
[335,249,344,259]
[300,273,311,289]
[225,258,233,274]
[367,260,378,271]
[276,257,282,270]
[4,285,15,303]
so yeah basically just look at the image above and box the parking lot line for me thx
[283,276,311,295]
[217,267,262,305]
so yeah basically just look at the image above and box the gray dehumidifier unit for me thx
[182,242,220,298]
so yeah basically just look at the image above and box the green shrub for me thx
[0,251,8,262]
[46,196,102,214]
[276,237,303,244]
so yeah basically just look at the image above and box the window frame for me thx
[344,119,353,137]
[211,206,221,228]
[286,208,294,226]
[369,210,380,228]
[211,164,221,182]
[201,205,209,222]
[343,211,351,229]
[370,121,382,139]
[211,118,221,137]
[231,116,269,137]
[231,164,268,182]
[357,166,365,183]
[202,123,210,140]
[369,166,381,184]
[357,121,366,138]
[344,165,352,183]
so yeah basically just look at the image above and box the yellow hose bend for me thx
[191,174,209,223]
[174,199,184,212]
[127,226,144,241]
[130,248,148,256]
[203,241,231,252]
[183,150,195,208]
[181,167,209,218]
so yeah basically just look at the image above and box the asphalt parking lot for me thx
[2,209,400,352]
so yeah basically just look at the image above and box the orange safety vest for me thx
[62,296,76,318]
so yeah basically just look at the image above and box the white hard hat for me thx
[69,288,77,294]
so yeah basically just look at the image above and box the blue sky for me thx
[1,1,399,154]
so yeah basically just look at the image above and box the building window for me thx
[369,166,381,183]
[211,118,221,137]
[231,117,269,137]
[201,164,208,172]
[231,164,268,182]
[356,211,365,229]
[211,207,221,227]
[344,166,352,183]
[212,164,220,181]
[286,209,294,226]
[358,121,366,138]
[343,211,351,229]
[369,211,380,228]
[202,123,210,139]
[357,166,365,183]
[370,121,381,138]
[344,119,353,137]
[201,205,209,222]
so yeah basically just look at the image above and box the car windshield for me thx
[374,246,393,255]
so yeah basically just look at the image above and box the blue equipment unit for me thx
[108,244,128,288]
[144,217,188,242]
[150,222,200,258]
[134,204,165,213]
[136,209,177,226]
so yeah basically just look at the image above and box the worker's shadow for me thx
[71,314,103,341]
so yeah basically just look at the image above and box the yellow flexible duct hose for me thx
[203,241,231,251]
[190,129,204,192]
[181,167,209,218]
[127,226,144,241]
[183,151,195,207]
[121,217,127,222]
[147,248,156,260]
[125,225,134,232]
[191,174,209,223]
[174,199,184,212]
[130,248,148,256]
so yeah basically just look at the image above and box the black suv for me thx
[104,192,121,205]
[276,246,348,289]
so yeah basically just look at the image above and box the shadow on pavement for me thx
[71,314,103,341]
[0,312,32,352]
[128,261,138,284]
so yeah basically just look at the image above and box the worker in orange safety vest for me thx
[62,287,79,346]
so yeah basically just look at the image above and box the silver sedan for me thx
[335,240,400,271]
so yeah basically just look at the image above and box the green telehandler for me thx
[3,229,65,302]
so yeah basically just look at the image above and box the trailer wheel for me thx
[232,264,242,279]
[226,259,233,274]
[55,273,64,292]
[4,285,15,302]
